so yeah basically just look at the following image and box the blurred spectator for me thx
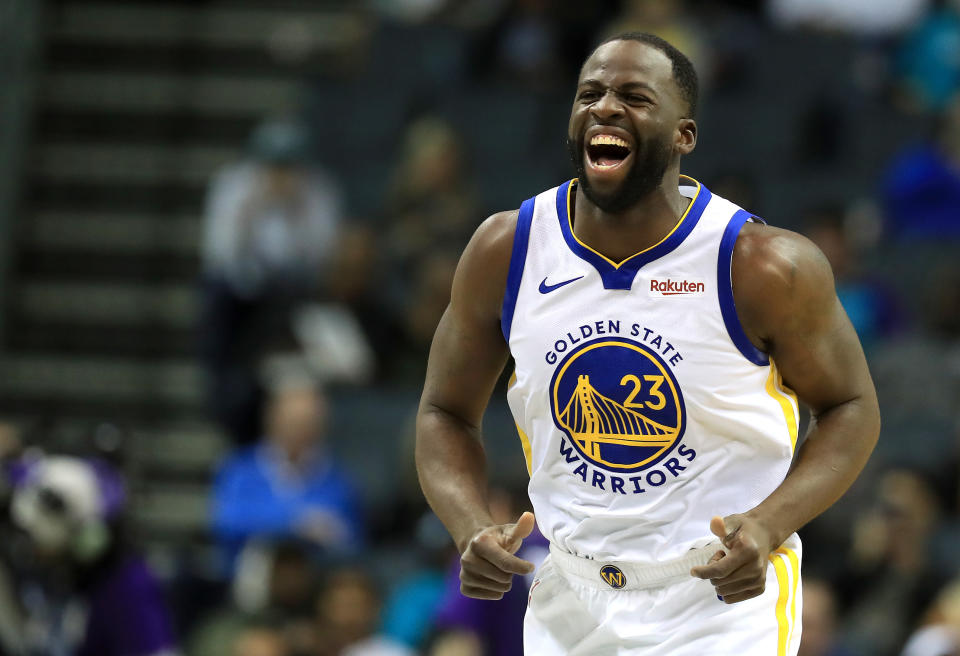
[211,381,363,568]
[426,630,484,656]
[0,423,21,464]
[371,0,450,24]
[902,628,960,656]
[203,119,342,299]
[433,487,547,656]
[838,469,945,656]
[380,513,454,649]
[804,206,901,346]
[8,456,177,656]
[767,0,929,35]
[395,253,459,376]
[315,569,413,656]
[901,580,960,656]
[383,117,478,277]
[800,578,858,656]
[895,1,960,112]
[189,540,317,656]
[381,117,472,377]
[232,622,290,656]
[200,119,344,444]
[321,225,402,374]
[881,96,960,239]
[601,0,709,81]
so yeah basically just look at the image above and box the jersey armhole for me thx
[500,197,536,341]
[717,209,770,366]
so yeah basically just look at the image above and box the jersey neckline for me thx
[555,176,712,290]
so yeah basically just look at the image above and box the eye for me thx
[624,94,650,105]
[578,90,601,102]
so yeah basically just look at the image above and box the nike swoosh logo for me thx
[539,275,583,294]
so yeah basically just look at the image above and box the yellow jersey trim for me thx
[564,175,702,269]
[509,371,533,476]
[766,358,799,453]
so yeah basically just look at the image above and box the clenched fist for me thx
[459,511,536,600]
[690,514,777,604]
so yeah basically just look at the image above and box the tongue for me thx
[597,156,622,167]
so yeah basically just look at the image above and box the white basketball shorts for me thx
[524,536,802,655]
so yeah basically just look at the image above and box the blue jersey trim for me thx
[555,178,712,290]
[718,209,769,366]
[501,197,536,341]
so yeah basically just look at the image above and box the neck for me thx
[269,442,316,470]
[572,172,690,264]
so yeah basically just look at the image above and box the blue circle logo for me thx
[549,337,685,473]
[600,564,627,589]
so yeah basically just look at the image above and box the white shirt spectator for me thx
[203,161,342,298]
[768,0,930,36]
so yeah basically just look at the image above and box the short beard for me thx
[566,133,672,214]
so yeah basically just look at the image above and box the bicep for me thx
[762,241,876,415]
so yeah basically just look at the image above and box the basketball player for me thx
[416,32,880,655]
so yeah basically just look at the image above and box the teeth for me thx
[589,134,630,148]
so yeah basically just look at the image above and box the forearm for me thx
[416,405,496,553]
[746,396,880,548]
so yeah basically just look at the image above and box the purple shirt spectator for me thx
[77,555,177,656]
[433,529,548,656]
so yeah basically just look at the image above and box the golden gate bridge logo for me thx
[558,374,677,458]
[550,338,684,472]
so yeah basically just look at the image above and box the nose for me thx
[590,90,624,120]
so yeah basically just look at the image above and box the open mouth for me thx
[586,134,632,170]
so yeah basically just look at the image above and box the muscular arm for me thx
[735,222,880,544]
[416,210,535,599]
[693,222,880,601]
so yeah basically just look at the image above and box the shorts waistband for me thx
[548,542,722,591]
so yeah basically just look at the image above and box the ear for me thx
[676,119,697,155]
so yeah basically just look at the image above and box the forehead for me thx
[579,40,675,92]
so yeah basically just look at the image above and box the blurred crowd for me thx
[3,0,960,655]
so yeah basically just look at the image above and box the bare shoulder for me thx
[466,210,519,263]
[451,210,520,321]
[732,221,836,348]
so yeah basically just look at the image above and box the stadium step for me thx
[0,353,202,405]
[14,281,197,327]
[1,0,366,554]
[31,142,239,187]
[25,211,200,256]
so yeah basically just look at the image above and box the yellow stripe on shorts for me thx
[770,548,799,656]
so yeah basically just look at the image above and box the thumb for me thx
[709,516,729,542]
[504,512,536,553]
[710,515,741,549]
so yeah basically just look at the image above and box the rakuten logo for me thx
[648,278,705,296]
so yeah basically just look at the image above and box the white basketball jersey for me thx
[502,176,800,562]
